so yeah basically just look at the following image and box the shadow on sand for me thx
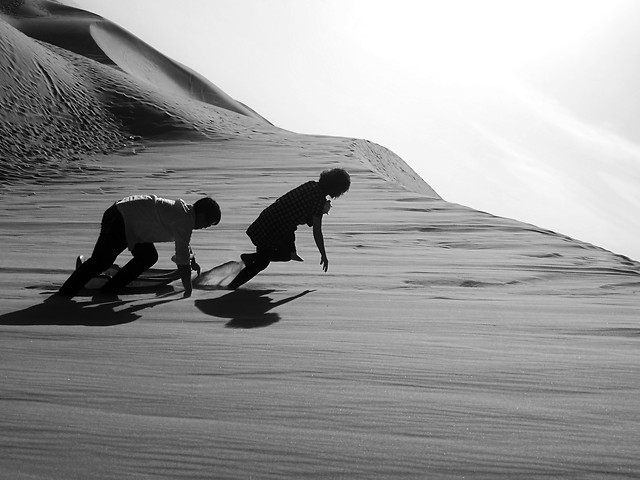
[195,289,314,329]
[0,287,179,327]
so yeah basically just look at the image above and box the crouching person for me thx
[58,194,220,299]
[228,168,350,289]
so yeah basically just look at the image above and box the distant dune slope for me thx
[351,139,439,198]
[0,18,128,176]
[1,0,267,119]
[87,21,267,121]
[0,3,265,181]
[0,0,438,199]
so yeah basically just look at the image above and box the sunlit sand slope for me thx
[1,138,639,478]
[1,0,639,478]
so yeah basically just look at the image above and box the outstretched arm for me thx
[312,214,328,272]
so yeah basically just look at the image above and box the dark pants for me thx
[227,232,295,290]
[58,205,158,297]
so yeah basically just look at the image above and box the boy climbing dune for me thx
[228,168,350,289]
[58,194,220,299]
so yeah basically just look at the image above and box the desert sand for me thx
[1,1,640,479]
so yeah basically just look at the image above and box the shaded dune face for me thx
[1,0,108,62]
[0,18,129,179]
[1,0,267,118]
[88,21,268,121]
[0,0,270,182]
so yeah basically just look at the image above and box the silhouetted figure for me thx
[229,168,350,289]
[58,195,220,299]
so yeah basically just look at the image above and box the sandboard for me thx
[76,255,181,291]
[192,260,244,290]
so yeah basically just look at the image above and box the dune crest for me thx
[351,138,439,198]
[88,21,267,120]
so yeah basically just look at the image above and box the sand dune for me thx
[88,20,267,120]
[2,0,265,119]
[1,1,640,478]
[0,0,270,182]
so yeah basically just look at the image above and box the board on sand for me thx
[76,255,181,291]
[192,260,244,290]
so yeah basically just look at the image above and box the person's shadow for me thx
[195,289,314,329]
[0,288,178,327]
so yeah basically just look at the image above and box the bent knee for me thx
[84,256,116,274]
[132,244,158,266]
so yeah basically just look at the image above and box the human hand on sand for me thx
[320,254,329,272]
[190,257,201,276]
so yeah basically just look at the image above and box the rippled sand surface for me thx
[1,1,640,477]
[2,139,640,479]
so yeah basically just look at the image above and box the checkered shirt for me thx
[247,181,326,247]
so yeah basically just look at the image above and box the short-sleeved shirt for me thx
[247,181,326,247]
[115,194,195,265]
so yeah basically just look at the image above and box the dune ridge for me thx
[350,138,439,198]
[2,138,640,478]
[88,20,268,120]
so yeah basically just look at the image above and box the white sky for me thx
[71,0,640,260]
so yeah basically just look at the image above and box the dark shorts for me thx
[255,231,296,262]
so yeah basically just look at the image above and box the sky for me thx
[71,0,640,260]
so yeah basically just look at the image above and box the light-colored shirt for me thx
[115,195,195,265]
